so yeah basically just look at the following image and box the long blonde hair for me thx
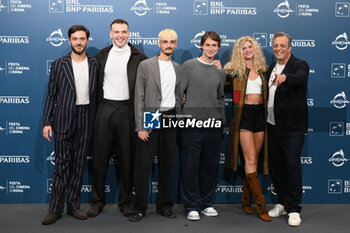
[224,36,267,78]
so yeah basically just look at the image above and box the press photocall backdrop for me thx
[1,0,350,204]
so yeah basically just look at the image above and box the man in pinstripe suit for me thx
[42,25,99,225]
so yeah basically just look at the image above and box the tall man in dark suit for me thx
[266,32,309,227]
[42,25,99,225]
[129,29,180,222]
[87,19,147,218]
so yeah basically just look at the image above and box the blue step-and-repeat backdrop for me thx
[0,0,350,204]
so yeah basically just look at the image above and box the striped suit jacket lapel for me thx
[61,54,76,94]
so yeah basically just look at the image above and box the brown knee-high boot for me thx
[242,178,254,214]
[246,172,271,222]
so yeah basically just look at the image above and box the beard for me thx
[71,45,86,55]
[162,48,174,56]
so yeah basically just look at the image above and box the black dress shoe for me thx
[86,206,102,218]
[121,204,135,217]
[67,209,87,220]
[42,212,62,225]
[128,212,144,222]
[157,209,177,218]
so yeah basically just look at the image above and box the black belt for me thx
[102,98,129,105]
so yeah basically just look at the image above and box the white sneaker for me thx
[268,204,287,217]
[201,207,218,217]
[288,212,302,226]
[187,211,200,221]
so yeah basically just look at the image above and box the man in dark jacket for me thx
[266,32,309,227]
[87,19,147,218]
[42,25,99,225]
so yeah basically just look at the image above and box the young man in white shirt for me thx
[129,29,180,222]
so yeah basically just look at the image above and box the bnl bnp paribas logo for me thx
[0,96,29,104]
[330,122,345,136]
[129,32,158,46]
[253,33,267,47]
[193,0,257,16]
[268,34,315,48]
[328,179,342,194]
[144,110,161,129]
[49,0,113,14]
[335,2,349,17]
[329,179,350,194]
[330,91,350,109]
[0,35,29,44]
[330,122,350,136]
[331,63,350,78]
[332,32,350,50]
[329,149,349,167]
[46,29,68,47]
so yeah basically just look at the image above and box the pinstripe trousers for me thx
[49,105,91,213]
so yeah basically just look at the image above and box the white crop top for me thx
[245,76,262,94]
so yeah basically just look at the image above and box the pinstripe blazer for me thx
[43,53,99,134]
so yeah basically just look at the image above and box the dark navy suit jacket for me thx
[267,54,309,136]
[43,53,99,134]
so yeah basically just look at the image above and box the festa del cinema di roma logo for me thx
[191,31,206,49]
[273,0,294,18]
[329,149,349,167]
[330,91,350,109]
[130,0,152,16]
[46,29,68,47]
[332,32,350,50]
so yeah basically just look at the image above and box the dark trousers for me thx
[180,128,222,212]
[133,126,177,214]
[91,99,133,210]
[268,123,305,213]
[50,105,90,213]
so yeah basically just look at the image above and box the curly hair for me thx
[224,36,267,78]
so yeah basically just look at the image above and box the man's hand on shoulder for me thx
[213,60,222,70]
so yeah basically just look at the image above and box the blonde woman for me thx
[224,36,270,221]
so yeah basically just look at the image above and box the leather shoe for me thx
[86,206,102,218]
[157,208,177,218]
[42,212,62,225]
[128,212,144,222]
[67,209,87,220]
[122,204,135,217]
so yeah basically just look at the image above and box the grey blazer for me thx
[134,55,180,132]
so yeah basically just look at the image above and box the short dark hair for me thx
[68,25,90,39]
[200,31,221,49]
[273,32,292,47]
[110,19,129,29]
